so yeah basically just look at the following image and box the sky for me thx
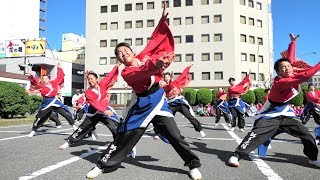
[46,0,320,65]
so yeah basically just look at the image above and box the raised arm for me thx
[99,64,119,92]
[172,65,192,90]
[306,92,320,104]
[28,71,43,89]
[228,75,251,96]
[51,66,65,85]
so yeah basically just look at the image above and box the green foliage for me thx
[253,88,266,103]
[292,92,304,106]
[241,90,256,105]
[196,88,212,105]
[211,88,219,104]
[29,95,43,114]
[182,88,197,106]
[0,81,31,118]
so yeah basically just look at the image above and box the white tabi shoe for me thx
[58,142,70,150]
[309,159,320,168]
[239,128,245,132]
[230,127,235,132]
[56,125,62,129]
[200,131,206,138]
[214,123,219,127]
[27,131,36,137]
[316,139,320,145]
[190,168,202,180]
[228,156,240,167]
[127,146,136,158]
[91,130,98,140]
[72,125,77,130]
[86,166,103,179]
[153,135,160,140]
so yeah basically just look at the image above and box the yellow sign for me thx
[25,40,46,56]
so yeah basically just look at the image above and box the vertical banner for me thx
[25,39,46,56]
[5,39,25,57]
[0,40,5,58]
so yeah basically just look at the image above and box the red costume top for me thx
[28,67,64,98]
[216,91,227,101]
[163,65,191,99]
[306,90,320,105]
[227,75,251,98]
[75,94,87,110]
[269,63,320,103]
[85,64,119,112]
[121,16,174,94]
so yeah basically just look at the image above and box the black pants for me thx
[49,112,61,126]
[215,108,230,124]
[32,106,74,131]
[75,108,85,121]
[230,108,245,128]
[170,105,203,132]
[302,109,320,125]
[68,114,117,145]
[97,115,201,170]
[234,116,318,161]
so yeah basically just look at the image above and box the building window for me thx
[135,38,143,46]
[257,37,263,45]
[248,0,254,8]
[147,19,155,27]
[111,5,118,12]
[257,2,262,10]
[189,72,194,80]
[110,39,118,47]
[185,17,193,25]
[147,2,154,9]
[201,15,210,24]
[124,38,132,46]
[257,19,262,27]
[214,15,222,23]
[166,18,170,25]
[201,0,209,5]
[214,0,222,4]
[186,0,193,6]
[202,72,210,80]
[101,6,107,13]
[240,0,246,5]
[250,54,255,62]
[241,72,247,79]
[174,36,181,44]
[162,1,169,8]
[125,4,132,11]
[174,54,182,62]
[186,35,193,43]
[136,20,143,28]
[100,40,107,47]
[214,33,223,41]
[202,53,210,61]
[100,23,107,30]
[214,72,223,80]
[201,34,210,42]
[249,36,255,44]
[258,55,263,63]
[99,57,107,65]
[241,53,247,61]
[173,73,182,79]
[136,3,143,10]
[124,21,132,29]
[110,22,118,30]
[147,37,151,42]
[110,57,117,64]
[186,54,194,62]
[259,73,264,81]
[173,17,181,26]
[240,15,246,24]
[249,18,254,26]
[214,52,223,61]
[174,0,181,7]
[250,72,256,80]
[240,34,246,42]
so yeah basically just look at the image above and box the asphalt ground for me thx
[0,113,319,180]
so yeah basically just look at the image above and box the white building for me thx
[86,0,274,105]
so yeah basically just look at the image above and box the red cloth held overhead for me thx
[227,75,251,98]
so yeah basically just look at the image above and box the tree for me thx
[182,88,197,106]
[211,88,219,104]
[0,81,31,118]
[292,92,304,106]
[253,88,266,103]
[29,95,43,114]
[241,90,256,105]
[196,88,212,105]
